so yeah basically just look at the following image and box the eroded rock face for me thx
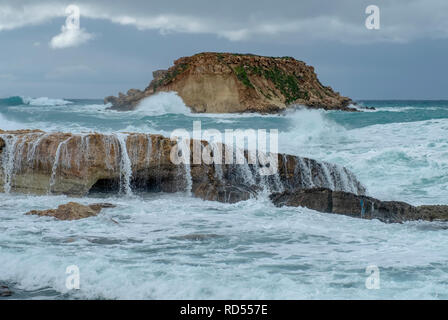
[26,202,116,220]
[270,188,448,223]
[417,205,448,221]
[193,181,259,204]
[105,52,355,113]
[0,130,365,202]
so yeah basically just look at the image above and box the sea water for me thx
[0,94,447,299]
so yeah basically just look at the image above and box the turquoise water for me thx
[0,94,447,299]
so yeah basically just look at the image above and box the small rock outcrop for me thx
[26,202,116,220]
[270,188,448,223]
[105,52,355,113]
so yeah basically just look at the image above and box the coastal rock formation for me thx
[0,130,365,202]
[26,202,116,220]
[270,188,448,223]
[105,52,355,113]
[2,130,446,222]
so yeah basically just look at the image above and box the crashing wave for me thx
[133,92,191,116]
[0,96,72,107]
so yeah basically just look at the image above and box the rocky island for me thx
[105,52,355,113]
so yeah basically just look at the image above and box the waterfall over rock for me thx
[0,130,366,203]
[114,133,133,196]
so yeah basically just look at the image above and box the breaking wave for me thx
[133,92,191,116]
[0,96,72,107]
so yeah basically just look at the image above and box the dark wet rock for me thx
[26,202,116,221]
[270,188,448,223]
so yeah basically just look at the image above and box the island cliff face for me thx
[105,52,355,113]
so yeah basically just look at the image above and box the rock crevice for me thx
[0,130,365,203]
[270,187,448,223]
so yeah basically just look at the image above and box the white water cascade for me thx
[114,133,133,196]
[290,156,365,195]
[178,139,192,195]
[0,134,18,193]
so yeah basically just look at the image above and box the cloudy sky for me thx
[0,0,447,99]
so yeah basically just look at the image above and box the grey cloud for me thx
[0,0,447,44]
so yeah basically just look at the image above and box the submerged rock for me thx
[270,187,448,223]
[26,202,116,221]
[0,130,365,203]
[416,205,448,221]
[105,52,356,113]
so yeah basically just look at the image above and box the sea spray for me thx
[134,92,191,116]
[21,96,72,106]
[325,163,362,195]
[282,156,365,195]
[258,151,284,193]
[320,162,336,190]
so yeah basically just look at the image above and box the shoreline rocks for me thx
[0,130,365,201]
[2,130,445,223]
[26,202,116,220]
[105,52,356,113]
[270,187,448,223]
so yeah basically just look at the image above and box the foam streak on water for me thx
[0,134,18,193]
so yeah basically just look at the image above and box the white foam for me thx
[0,114,26,130]
[0,134,18,193]
[279,111,448,204]
[22,96,72,106]
[1,192,448,299]
[134,92,191,116]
